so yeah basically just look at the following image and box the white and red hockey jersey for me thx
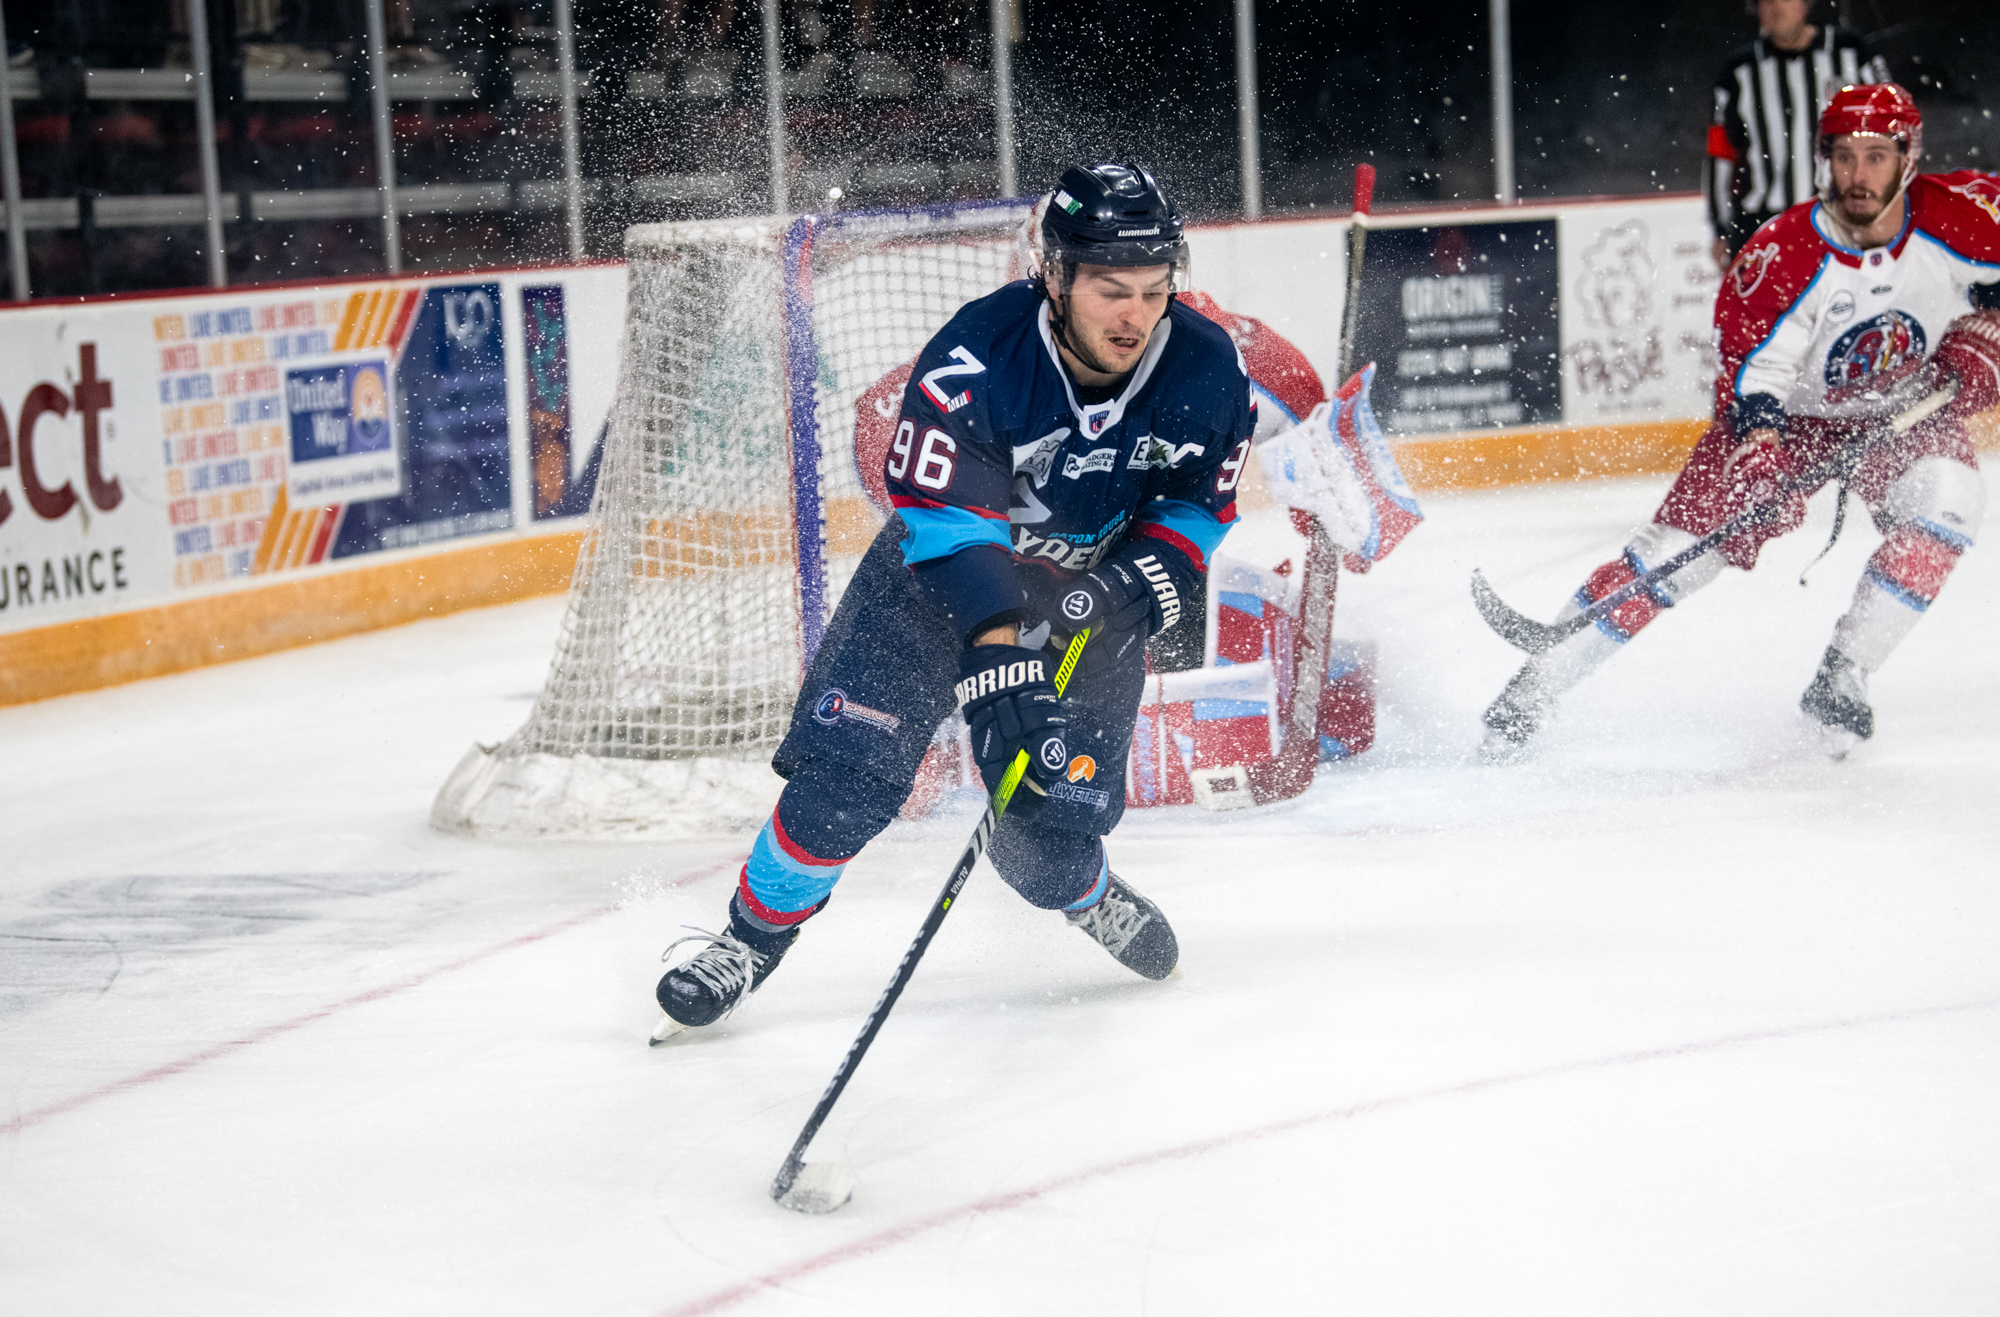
[1720,171,2000,433]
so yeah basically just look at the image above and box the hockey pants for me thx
[730,521,1141,939]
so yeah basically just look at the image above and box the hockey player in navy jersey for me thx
[655,163,1256,1033]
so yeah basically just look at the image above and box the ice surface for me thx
[3,473,1998,1316]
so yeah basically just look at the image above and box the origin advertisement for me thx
[1352,219,1561,435]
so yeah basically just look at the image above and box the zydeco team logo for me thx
[284,359,404,504]
[1823,311,1927,390]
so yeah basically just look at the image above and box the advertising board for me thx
[1352,219,1562,436]
[0,265,624,639]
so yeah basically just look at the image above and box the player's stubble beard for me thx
[1054,296,1160,381]
[1835,178,1897,230]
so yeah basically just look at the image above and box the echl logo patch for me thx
[1824,311,1927,390]
[1087,410,1110,435]
[1730,243,1781,299]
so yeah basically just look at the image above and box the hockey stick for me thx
[770,628,1091,1215]
[1190,163,1375,811]
[1470,382,1958,655]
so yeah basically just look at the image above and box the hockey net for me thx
[433,201,1032,839]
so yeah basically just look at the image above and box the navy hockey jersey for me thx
[885,281,1256,637]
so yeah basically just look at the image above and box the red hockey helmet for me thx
[1818,82,1922,186]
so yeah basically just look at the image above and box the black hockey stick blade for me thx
[1469,568,1575,655]
[773,1160,856,1216]
[769,630,1091,1214]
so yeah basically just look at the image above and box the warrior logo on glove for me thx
[1133,555,1182,629]
[954,659,1047,707]
[1038,737,1070,774]
[1061,589,1094,622]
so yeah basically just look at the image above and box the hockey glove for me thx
[1718,432,1805,570]
[1931,313,2000,421]
[1048,544,1195,676]
[956,644,1070,807]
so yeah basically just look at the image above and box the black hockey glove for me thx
[1050,544,1196,675]
[956,643,1070,807]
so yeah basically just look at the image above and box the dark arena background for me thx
[0,0,1990,293]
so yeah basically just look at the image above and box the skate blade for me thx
[1478,728,1534,766]
[1803,716,1862,761]
[648,1013,692,1047]
[773,1161,855,1215]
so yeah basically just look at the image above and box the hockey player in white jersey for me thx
[1482,83,2000,759]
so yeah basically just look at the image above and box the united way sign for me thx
[285,359,403,504]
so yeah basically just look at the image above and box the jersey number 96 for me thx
[888,421,957,492]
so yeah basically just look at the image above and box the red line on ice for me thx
[0,860,737,1137]
[662,994,2000,1317]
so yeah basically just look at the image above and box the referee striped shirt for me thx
[1705,26,1890,253]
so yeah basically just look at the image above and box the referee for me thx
[1706,0,1890,271]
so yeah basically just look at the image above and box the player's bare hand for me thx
[1711,238,1732,276]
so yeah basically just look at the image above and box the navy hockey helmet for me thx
[1036,162,1190,298]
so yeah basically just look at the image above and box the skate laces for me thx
[660,926,761,1012]
[1070,890,1149,954]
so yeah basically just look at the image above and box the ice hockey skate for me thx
[1480,616,1628,763]
[1067,872,1179,980]
[651,922,800,1043]
[1800,646,1873,757]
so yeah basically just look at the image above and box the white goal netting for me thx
[434,201,1031,839]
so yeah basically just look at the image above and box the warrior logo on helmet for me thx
[1824,311,1927,390]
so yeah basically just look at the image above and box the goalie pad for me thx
[1256,364,1423,573]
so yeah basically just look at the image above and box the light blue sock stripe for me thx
[743,818,849,915]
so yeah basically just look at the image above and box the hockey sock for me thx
[1062,853,1111,913]
[1492,523,1723,730]
[735,758,901,930]
[1830,523,1965,671]
[1563,522,1722,644]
